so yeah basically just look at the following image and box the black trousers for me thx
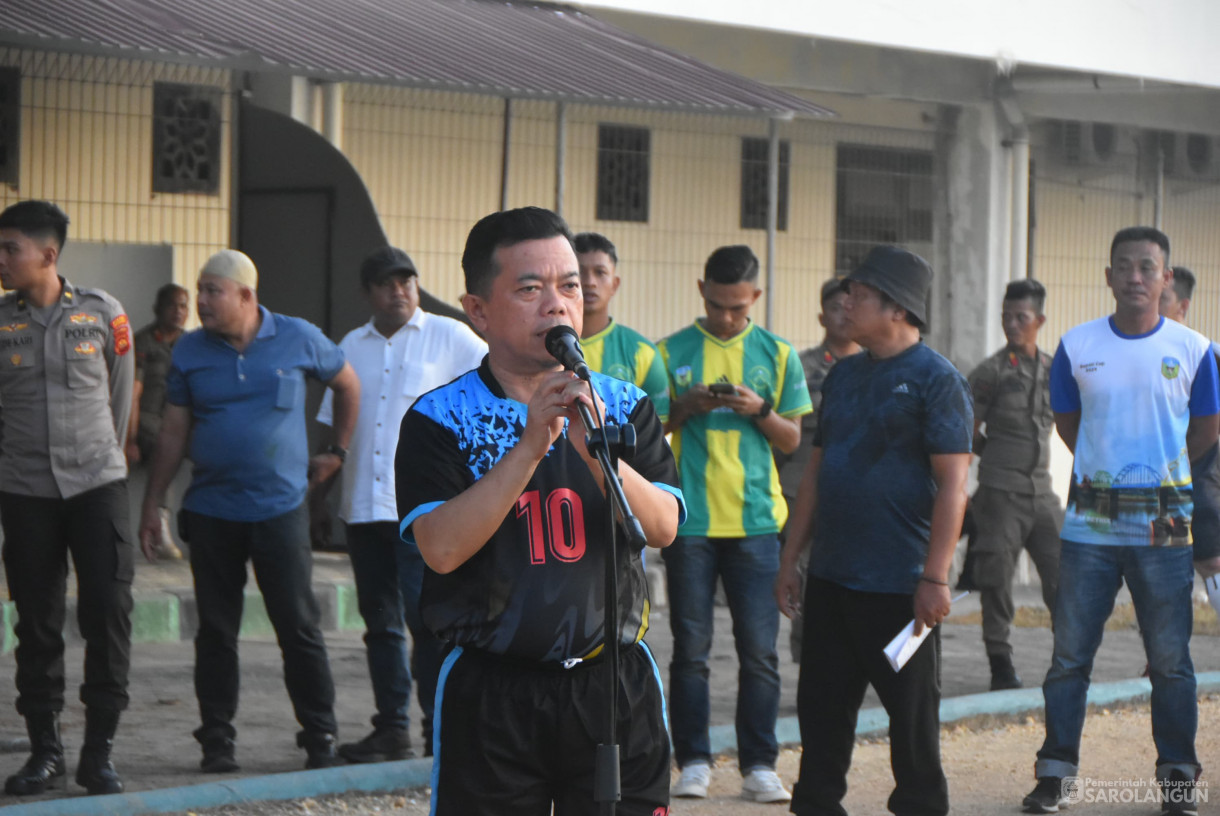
[183,504,337,739]
[792,577,948,816]
[0,481,134,716]
[432,643,670,816]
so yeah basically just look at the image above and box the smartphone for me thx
[708,382,737,396]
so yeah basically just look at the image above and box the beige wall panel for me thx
[344,86,505,306]
[344,87,942,349]
[1031,172,1144,352]
[0,49,232,294]
[1164,181,1220,343]
[506,100,556,211]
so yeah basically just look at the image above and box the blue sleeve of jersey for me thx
[1049,342,1080,414]
[1190,347,1220,417]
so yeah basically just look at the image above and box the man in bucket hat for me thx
[776,245,973,816]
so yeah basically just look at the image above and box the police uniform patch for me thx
[111,315,131,356]
[74,341,97,355]
[69,312,99,325]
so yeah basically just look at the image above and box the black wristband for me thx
[755,398,773,419]
[919,575,948,586]
[325,444,347,463]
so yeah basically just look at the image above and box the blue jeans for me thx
[347,522,442,740]
[1036,540,1198,779]
[663,534,782,772]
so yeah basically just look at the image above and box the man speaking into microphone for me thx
[395,207,684,815]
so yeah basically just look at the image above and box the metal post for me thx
[1154,138,1165,229]
[555,102,567,218]
[765,117,780,331]
[1010,130,1030,280]
[500,98,513,212]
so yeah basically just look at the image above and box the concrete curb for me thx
[5,673,1217,816]
[0,758,435,816]
[725,671,1220,752]
[0,584,363,655]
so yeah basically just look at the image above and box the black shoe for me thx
[75,748,123,796]
[75,709,123,796]
[4,713,65,795]
[297,732,344,769]
[1160,769,1198,816]
[1023,777,1068,813]
[990,654,1023,691]
[338,727,414,763]
[199,737,240,774]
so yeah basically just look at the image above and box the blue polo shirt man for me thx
[139,250,360,773]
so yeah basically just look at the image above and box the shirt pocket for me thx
[275,368,303,410]
[402,361,441,401]
[65,339,106,389]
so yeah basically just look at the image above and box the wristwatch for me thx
[325,444,348,463]
[754,398,773,419]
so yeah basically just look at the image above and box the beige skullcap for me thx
[200,249,258,290]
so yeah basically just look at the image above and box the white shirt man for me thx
[315,246,485,763]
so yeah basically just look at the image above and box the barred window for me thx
[152,82,221,194]
[835,145,933,273]
[596,124,649,223]
[741,137,789,231]
[0,68,20,187]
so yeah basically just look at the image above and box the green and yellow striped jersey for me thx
[659,320,812,537]
[582,319,670,422]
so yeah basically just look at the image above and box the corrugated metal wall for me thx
[1033,128,1220,352]
[342,85,937,352]
[0,48,232,293]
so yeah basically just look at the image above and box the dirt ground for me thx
[183,694,1220,816]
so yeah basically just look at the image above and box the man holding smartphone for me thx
[659,245,812,802]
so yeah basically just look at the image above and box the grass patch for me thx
[947,600,1220,636]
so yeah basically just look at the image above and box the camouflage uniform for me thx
[966,347,1062,658]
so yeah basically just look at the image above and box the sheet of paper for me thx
[883,591,969,672]
[1207,575,1220,619]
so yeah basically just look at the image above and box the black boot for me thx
[297,731,343,770]
[4,712,65,795]
[989,654,1023,691]
[75,709,123,795]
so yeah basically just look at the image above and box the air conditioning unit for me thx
[1163,133,1220,181]
[1049,121,1121,167]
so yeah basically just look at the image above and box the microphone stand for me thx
[572,392,647,816]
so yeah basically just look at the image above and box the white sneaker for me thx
[672,762,711,798]
[741,768,792,803]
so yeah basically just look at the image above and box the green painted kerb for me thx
[1,600,14,655]
[129,595,181,643]
[335,584,364,631]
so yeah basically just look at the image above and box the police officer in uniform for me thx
[0,200,135,796]
[776,277,860,663]
[962,278,1061,690]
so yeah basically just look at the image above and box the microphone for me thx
[544,325,591,381]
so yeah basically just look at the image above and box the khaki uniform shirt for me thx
[0,279,134,499]
[133,323,179,457]
[967,346,1053,496]
[778,342,852,497]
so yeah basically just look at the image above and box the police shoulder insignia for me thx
[111,314,131,356]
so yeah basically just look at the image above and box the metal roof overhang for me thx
[0,0,834,120]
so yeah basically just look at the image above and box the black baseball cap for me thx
[360,246,418,289]
[842,246,932,325]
